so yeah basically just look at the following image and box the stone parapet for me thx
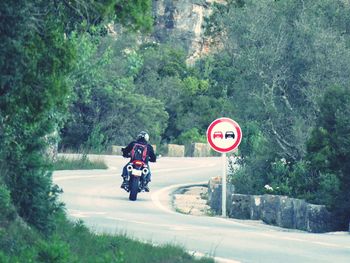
[187,143,212,157]
[167,144,185,157]
[110,145,124,155]
[208,177,335,233]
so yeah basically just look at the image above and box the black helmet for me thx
[137,131,149,142]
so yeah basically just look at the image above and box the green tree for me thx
[0,0,153,232]
[307,86,350,229]
[205,0,350,200]
[60,33,169,151]
[1,1,75,232]
[130,42,234,145]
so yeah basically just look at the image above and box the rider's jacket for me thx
[122,138,156,163]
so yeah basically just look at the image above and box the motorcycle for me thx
[122,160,149,201]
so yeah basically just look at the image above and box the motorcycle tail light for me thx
[133,160,143,167]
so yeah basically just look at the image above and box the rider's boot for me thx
[143,180,150,192]
[120,176,129,189]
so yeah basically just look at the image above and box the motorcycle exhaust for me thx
[142,168,149,175]
[126,164,133,172]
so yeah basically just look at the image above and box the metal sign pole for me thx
[222,152,227,217]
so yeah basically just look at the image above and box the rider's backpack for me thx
[131,143,148,162]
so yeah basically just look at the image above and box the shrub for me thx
[175,128,206,145]
[306,86,350,229]
[0,251,10,263]
[0,183,16,224]
[37,237,76,263]
[231,164,267,195]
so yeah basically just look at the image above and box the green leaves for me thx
[0,184,16,224]
[204,0,350,228]
[0,0,154,233]
[306,86,350,226]
[175,128,206,145]
[307,86,350,172]
[182,77,209,95]
[114,0,153,32]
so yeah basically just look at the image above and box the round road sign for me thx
[207,117,242,153]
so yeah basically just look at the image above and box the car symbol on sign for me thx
[225,131,235,139]
[213,131,223,139]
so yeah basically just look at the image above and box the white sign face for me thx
[207,117,242,153]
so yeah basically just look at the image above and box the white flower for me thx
[264,184,273,191]
[123,48,133,55]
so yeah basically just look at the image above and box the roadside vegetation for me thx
[1,1,350,261]
[0,1,213,262]
[206,0,350,230]
[0,205,213,263]
[52,155,108,170]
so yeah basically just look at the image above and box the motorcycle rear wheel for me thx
[129,176,139,201]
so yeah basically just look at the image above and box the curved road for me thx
[53,155,350,263]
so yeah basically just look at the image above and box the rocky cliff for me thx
[152,0,226,64]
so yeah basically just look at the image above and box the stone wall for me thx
[207,176,235,214]
[167,144,185,157]
[110,145,124,155]
[109,143,217,157]
[109,145,156,155]
[208,177,336,233]
[187,143,212,157]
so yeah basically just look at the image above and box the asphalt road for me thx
[53,155,350,263]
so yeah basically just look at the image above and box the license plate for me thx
[132,169,142,176]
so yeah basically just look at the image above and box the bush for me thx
[266,159,292,195]
[175,128,206,145]
[236,86,350,229]
[229,121,276,194]
[231,164,268,195]
[0,183,16,224]
[306,86,350,229]
[5,166,63,234]
[0,252,10,263]
[37,238,76,263]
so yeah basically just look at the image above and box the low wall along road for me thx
[110,143,217,157]
[208,177,338,233]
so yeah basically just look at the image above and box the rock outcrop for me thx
[152,0,226,64]
[208,177,336,233]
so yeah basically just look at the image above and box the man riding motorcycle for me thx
[121,131,156,192]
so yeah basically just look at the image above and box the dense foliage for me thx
[0,0,153,233]
[1,0,75,233]
[59,37,227,150]
[205,0,350,229]
[306,86,350,228]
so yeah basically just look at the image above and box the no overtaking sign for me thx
[207,117,242,217]
[207,117,242,153]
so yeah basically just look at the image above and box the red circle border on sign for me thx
[207,118,242,153]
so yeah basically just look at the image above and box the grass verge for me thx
[0,212,214,263]
[52,155,108,170]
